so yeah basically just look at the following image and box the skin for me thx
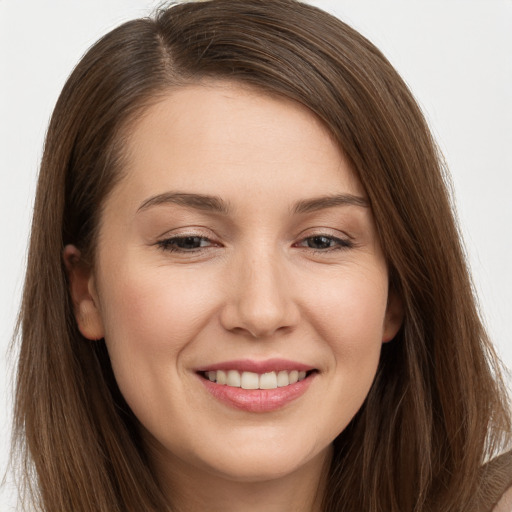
[65,82,403,512]
[495,488,512,512]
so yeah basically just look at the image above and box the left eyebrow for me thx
[292,194,369,214]
[137,192,231,215]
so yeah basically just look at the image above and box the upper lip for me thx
[195,358,315,374]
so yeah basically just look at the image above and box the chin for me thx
[193,438,331,484]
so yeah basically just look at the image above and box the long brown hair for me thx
[12,1,510,510]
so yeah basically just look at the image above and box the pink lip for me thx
[196,358,314,373]
[195,359,317,413]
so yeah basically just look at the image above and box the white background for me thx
[1,1,511,509]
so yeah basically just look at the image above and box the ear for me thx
[382,290,404,343]
[63,244,105,341]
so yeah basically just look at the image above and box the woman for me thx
[11,0,511,510]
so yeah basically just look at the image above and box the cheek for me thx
[306,263,389,349]
[95,259,223,395]
[302,265,388,415]
[95,259,226,433]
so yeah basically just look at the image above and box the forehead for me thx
[114,81,364,210]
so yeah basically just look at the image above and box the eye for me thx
[296,235,353,251]
[157,236,214,252]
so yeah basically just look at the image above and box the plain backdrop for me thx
[1,0,511,509]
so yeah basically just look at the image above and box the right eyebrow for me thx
[137,192,231,215]
[292,193,369,214]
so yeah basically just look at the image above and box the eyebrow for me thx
[137,191,369,216]
[137,192,231,215]
[292,194,369,214]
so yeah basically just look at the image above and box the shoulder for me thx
[478,450,512,512]
[493,485,512,512]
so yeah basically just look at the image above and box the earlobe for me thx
[382,291,404,343]
[63,244,105,341]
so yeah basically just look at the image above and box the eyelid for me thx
[154,225,223,253]
[153,227,355,254]
[156,235,220,254]
[295,235,353,250]
[292,227,356,253]
[295,224,354,238]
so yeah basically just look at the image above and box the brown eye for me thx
[306,236,336,249]
[157,236,213,252]
[297,235,352,251]
[174,237,206,250]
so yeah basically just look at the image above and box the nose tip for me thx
[219,256,299,339]
[222,299,294,339]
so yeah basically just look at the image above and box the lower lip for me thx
[199,374,315,413]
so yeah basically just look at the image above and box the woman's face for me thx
[69,82,402,485]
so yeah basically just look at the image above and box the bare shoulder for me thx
[493,486,512,512]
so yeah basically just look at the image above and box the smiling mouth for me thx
[199,369,317,390]
[197,363,318,412]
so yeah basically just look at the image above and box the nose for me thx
[219,250,299,339]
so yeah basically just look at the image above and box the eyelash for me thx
[156,235,215,253]
[294,235,353,252]
[156,234,353,253]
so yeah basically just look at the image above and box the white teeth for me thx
[227,370,241,387]
[241,371,260,389]
[205,369,311,389]
[216,369,227,385]
[260,372,278,389]
[277,370,290,387]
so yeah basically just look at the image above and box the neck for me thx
[151,444,333,512]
